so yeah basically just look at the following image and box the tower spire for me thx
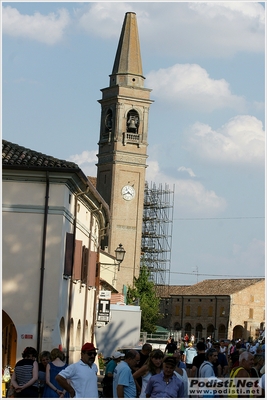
[110,12,145,88]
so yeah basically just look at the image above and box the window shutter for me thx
[73,240,83,280]
[64,233,74,276]
[87,250,97,286]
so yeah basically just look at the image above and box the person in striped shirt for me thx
[11,347,39,397]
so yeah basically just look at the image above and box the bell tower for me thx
[96,12,153,293]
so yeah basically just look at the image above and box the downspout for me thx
[66,186,89,364]
[82,212,94,345]
[214,296,218,341]
[91,247,100,343]
[181,296,184,338]
[37,171,50,355]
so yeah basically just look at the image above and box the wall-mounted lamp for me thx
[99,243,126,271]
[114,244,126,270]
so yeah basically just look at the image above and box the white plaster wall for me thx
[3,177,101,362]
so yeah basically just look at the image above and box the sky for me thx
[2,1,265,285]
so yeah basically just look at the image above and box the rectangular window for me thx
[208,306,213,317]
[175,306,180,316]
[186,306,190,316]
[249,308,253,319]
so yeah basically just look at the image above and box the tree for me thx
[127,265,161,333]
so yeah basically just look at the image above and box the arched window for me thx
[59,317,65,350]
[105,109,113,133]
[70,318,74,349]
[76,320,81,349]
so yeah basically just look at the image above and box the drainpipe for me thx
[215,296,218,341]
[37,171,50,355]
[91,247,100,343]
[181,296,184,338]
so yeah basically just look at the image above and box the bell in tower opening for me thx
[127,110,139,133]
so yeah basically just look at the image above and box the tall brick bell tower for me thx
[96,12,153,293]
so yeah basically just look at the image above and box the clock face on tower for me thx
[121,185,135,201]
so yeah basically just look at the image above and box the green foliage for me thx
[127,266,161,333]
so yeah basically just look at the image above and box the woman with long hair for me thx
[133,349,164,397]
[43,348,69,398]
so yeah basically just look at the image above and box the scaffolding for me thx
[141,182,175,294]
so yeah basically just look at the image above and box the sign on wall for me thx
[97,299,110,322]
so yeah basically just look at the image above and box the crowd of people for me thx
[6,335,265,398]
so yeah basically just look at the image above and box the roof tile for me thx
[2,139,78,169]
[158,278,264,297]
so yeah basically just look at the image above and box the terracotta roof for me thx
[88,176,97,188]
[158,278,265,297]
[2,139,78,169]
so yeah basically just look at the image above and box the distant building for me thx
[157,279,265,341]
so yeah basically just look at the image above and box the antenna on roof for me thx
[193,266,199,283]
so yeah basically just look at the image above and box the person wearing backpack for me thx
[199,348,218,378]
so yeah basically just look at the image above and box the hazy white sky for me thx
[2,1,265,285]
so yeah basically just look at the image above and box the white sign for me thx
[96,321,106,327]
[99,290,111,300]
[97,315,109,322]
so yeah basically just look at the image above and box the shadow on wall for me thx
[95,318,140,358]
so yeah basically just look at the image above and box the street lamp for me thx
[114,243,126,270]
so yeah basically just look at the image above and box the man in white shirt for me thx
[55,342,98,398]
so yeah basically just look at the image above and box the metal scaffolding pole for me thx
[141,182,175,296]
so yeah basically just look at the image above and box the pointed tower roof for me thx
[109,12,145,88]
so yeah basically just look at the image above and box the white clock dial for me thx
[122,185,135,201]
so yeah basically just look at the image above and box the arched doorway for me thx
[218,324,226,340]
[184,323,192,338]
[233,325,244,340]
[195,323,203,341]
[2,311,17,368]
[174,322,181,331]
[207,324,215,340]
